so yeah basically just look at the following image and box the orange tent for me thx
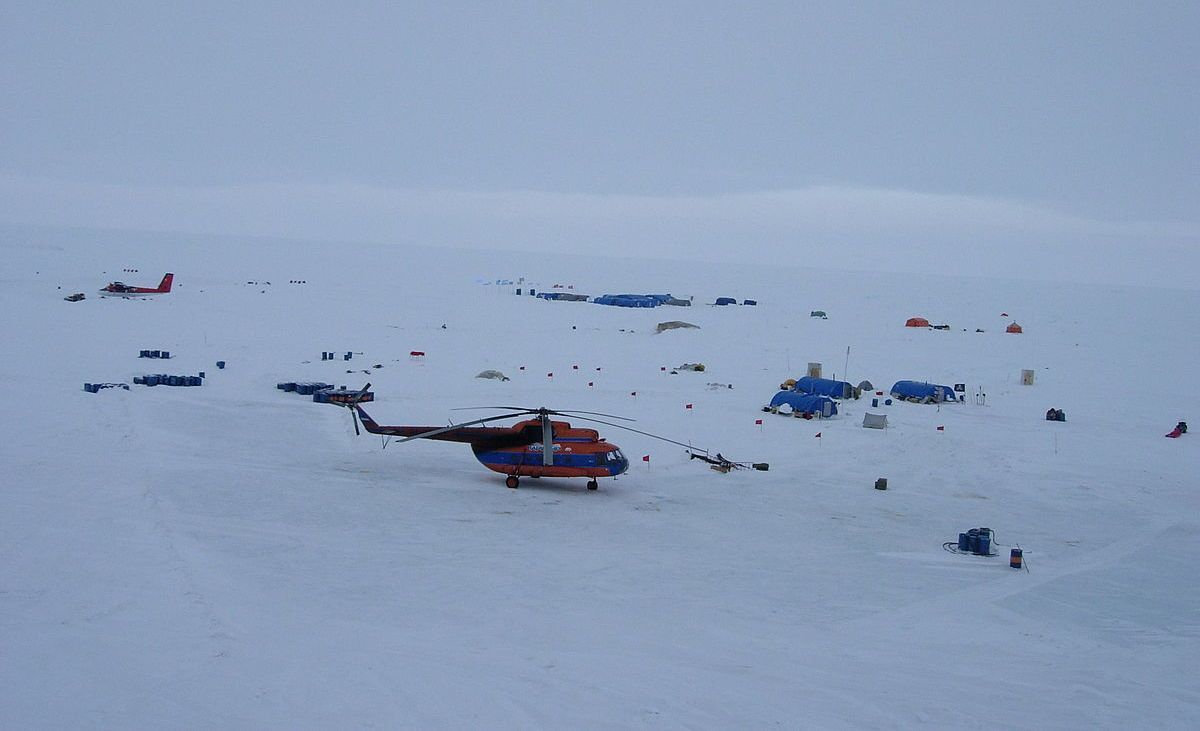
[906,317,931,328]
[1006,322,1023,334]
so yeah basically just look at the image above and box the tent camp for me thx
[890,380,958,403]
[862,412,888,429]
[810,310,828,319]
[905,317,931,328]
[857,380,874,391]
[792,376,857,400]
[766,391,838,417]
[1006,322,1023,334]
[714,297,738,306]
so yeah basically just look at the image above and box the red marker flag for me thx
[755,418,763,425]
[814,432,822,438]
[547,372,553,378]
[685,403,693,409]
[642,454,650,462]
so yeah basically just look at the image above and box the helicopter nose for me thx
[613,454,630,476]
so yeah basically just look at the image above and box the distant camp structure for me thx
[890,380,958,404]
[790,376,859,400]
[764,392,838,418]
[905,316,931,328]
[592,293,691,308]
[810,310,827,319]
[476,370,511,381]
[1006,322,1023,334]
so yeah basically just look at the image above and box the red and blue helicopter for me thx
[347,384,765,490]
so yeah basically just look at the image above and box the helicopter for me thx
[345,384,764,490]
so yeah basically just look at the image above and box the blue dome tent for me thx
[767,391,838,417]
[792,376,857,400]
[890,380,958,403]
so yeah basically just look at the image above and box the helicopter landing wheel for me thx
[586,479,598,491]
[505,475,519,489]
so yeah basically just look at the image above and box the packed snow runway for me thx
[2,228,1198,728]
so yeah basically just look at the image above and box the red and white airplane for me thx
[99,273,174,297]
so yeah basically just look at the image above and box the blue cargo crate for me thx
[145,376,160,386]
[161,351,170,359]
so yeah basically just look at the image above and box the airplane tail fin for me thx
[156,273,174,292]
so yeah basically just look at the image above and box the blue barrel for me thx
[83,383,94,392]
[146,375,160,386]
[216,361,225,369]
[198,371,205,379]
[978,533,991,556]
[161,351,170,359]
[344,352,352,360]
[957,532,970,552]
[884,398,893,405]
[151,350,160,358]
[139,350,149,358]
[967,529,980,554]
[1010,548,1023,569]
[871,398,879,407]
[321,352,328,360]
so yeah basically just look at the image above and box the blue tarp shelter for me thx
[593,294,660,308]
[890,380,958,403]
[768,391,838,417]
[714,297,737,306]
[793,376,856,400]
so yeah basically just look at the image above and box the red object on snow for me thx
[755,419,763,425]
[642,454,650,462]
[905,316,931,327]
[685,403,693,409]
[1166,429,1182,438]
[409,351,425,357]
[1006,322,1023,334]
[937,425,945,431]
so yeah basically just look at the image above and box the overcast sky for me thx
[2,2,1197,286]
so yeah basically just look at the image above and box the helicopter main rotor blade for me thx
[451,406,636,422]
[561,414,705,452]
[348,383,372,436]
[392,412,537,443]
[546,409,636,421]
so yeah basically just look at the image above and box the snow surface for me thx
[2,227,1198,728]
